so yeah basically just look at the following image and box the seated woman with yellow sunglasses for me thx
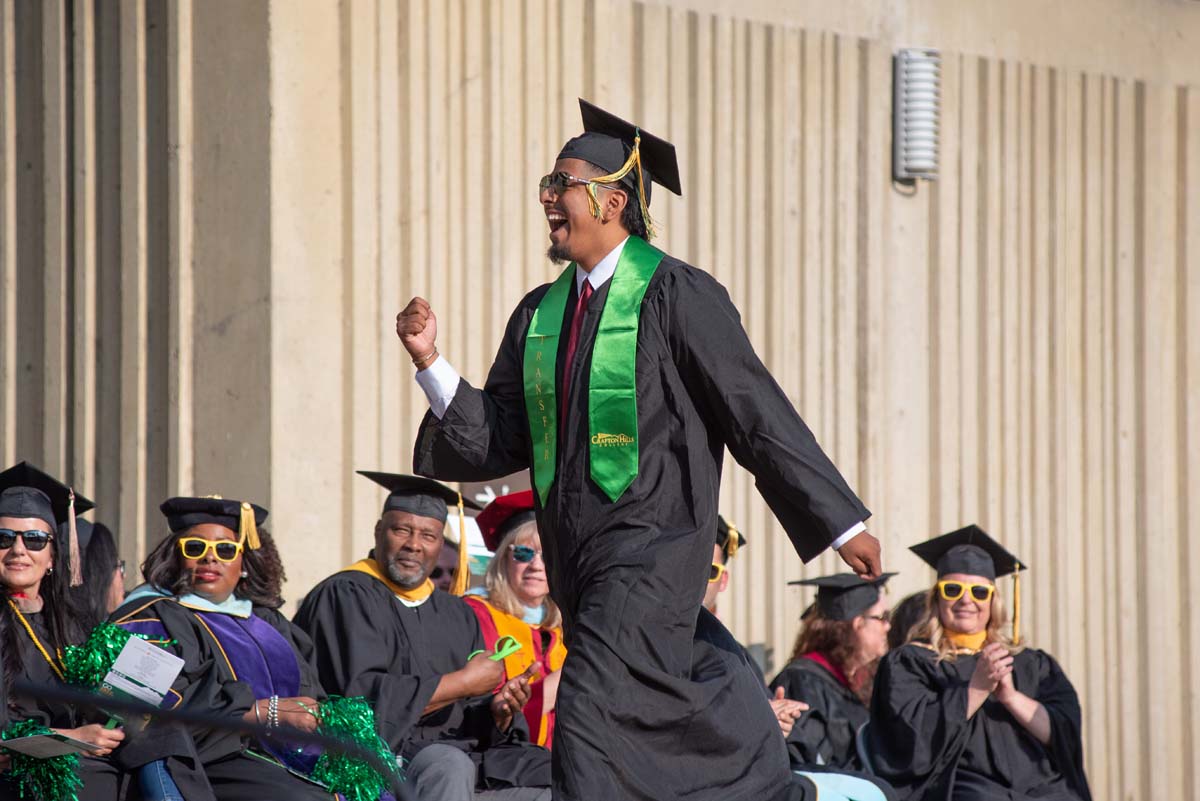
[866,526,1091,801]
[111,496,364,801]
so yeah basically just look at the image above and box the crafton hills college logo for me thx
[590,432,635,447]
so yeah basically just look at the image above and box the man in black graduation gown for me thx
[293,472,551,801]
[397,101,883,801]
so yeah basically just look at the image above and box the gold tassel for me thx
[239,502,261,550]
[67,489,83,587]
[1012,561,1022,645]
[450,493,470,596]
[584,131,660,239]
[724,521,740,560]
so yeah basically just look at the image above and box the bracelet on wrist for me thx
[412,347,438,368]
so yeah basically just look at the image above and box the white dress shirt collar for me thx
[574,236,630,293]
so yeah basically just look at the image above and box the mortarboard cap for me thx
[715,515,745,560]
[357,471,481,523]
[556,99,681,238]
[0,461,93,587]
[160,496,267,550]
[475,490,537,553]
[909,524,1024,581]
[0,462,94,528]
[359,471,480,596]
[790,572,897,621]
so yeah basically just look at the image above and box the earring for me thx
[240,570,248,578]
[46,566,54,574]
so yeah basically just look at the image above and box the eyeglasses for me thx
[937,580,995,604]
[538,171,613,198]
[863,612,891,624]
[0,529,54,552]
[510,544,543,564]
[708,562,727,584]
[116,560,126,576]
[178,537,243,563]
[430,566,456,581]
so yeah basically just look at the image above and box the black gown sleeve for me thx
[413,289,547,482]
[659,266,870,560]
[1029,651,1093,801]
[868,645,971,797]
[293,579,441,751]
[772,665,833,767]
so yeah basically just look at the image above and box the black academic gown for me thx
[868,643,1092,801]
[414,252,870,801]
[293,571,549,789]
[771,657,869,771]
[110,596,335,801]
[1,611,123,801]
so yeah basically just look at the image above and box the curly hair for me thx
[140,525,287,609]
[787,607,879,706]
[913,584,1024,661]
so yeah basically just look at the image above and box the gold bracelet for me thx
[412,347,438,368]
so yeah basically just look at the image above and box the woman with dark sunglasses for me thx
[465,491,566,749]
[770,573,895,774]
[867,526,1091,801]
[0,462,127,800]
[111,496,377,801]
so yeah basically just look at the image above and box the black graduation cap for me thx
[0,461,94,528]
[357,471,481,524]
[789,573,897,621]
[0,461,94,586]
[557,100,681,238]
[160,496,268,550]
[909,524,1024,581]
[715,515,745,561]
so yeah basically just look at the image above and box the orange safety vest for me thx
[465,596,567,748]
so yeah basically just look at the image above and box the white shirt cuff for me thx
[831,521,866,551]
[414,356,461,419]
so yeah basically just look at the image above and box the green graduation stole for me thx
[523,237,664,504]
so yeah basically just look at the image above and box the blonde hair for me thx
[914,583,1024,661]
[483,521,562,630]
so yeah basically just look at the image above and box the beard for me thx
[546,242,571,265]
[384,555,429,589]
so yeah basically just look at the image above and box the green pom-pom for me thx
[310,696,403,801]
[1,719,83,801]
[62,622,133,690]
[62,622,175,690]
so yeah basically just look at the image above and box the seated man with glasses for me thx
[294,472,551,801]
[869,526,1092,801]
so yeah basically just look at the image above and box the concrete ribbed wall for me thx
[1,1,1197,798]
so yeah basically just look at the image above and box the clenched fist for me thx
[397,297,439,368]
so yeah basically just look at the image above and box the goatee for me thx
[546,243,571,265]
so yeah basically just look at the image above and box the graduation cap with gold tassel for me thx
[716,515,746,561]
[0,462,95,588]
[356,471,482,596]
[909,524,1026,645]
[555,99,682,240]
[160,495,268,550]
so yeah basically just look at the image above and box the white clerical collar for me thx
[574,236,629,293]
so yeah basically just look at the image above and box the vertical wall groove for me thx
[2,4,1195,796]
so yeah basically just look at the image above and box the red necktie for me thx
[561,279,594,416]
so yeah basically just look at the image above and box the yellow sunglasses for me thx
[178,537,244,563]
[708,562,727,584]
[937,580,995,603]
